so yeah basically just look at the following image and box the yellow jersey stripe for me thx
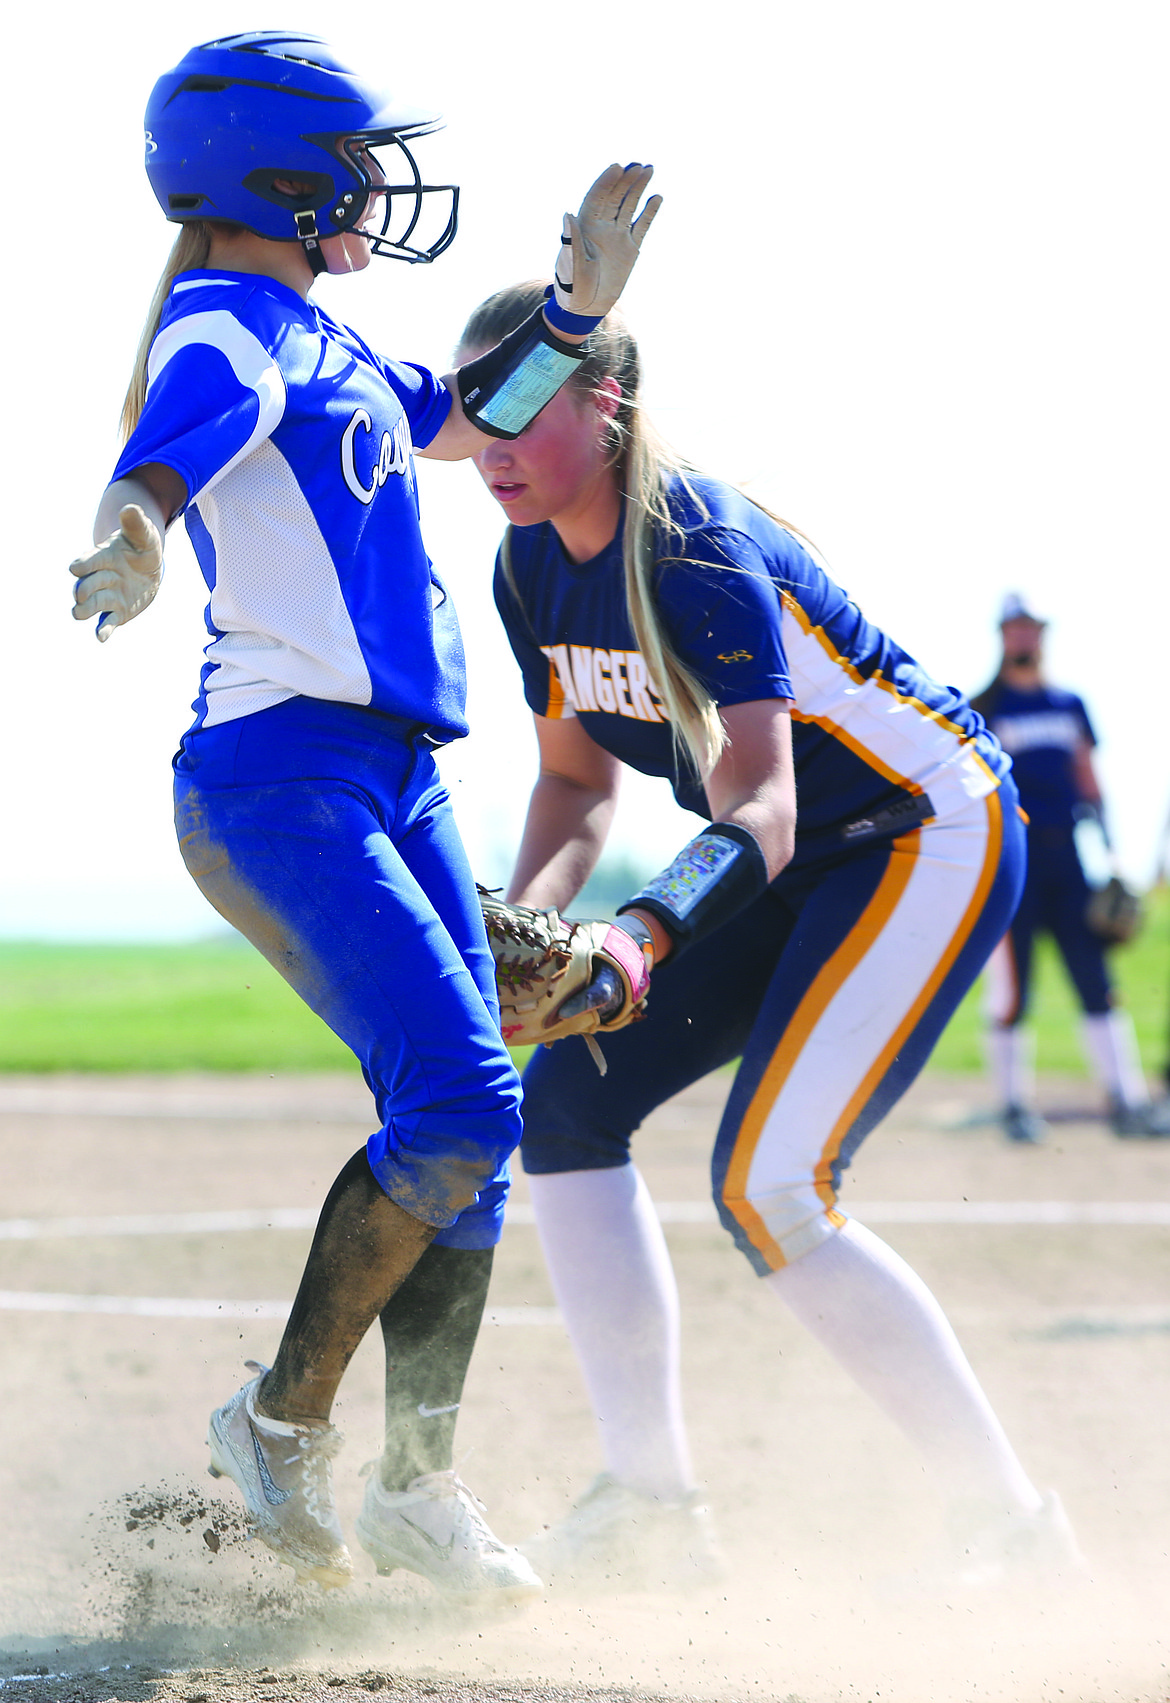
[720,832,920,1268]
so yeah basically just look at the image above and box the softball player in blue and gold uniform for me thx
[457,281,1082,1590]
[67,35,658,1598]
[973,596,1163,1141]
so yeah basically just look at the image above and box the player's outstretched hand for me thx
[70,505,164,642]
[554,163,662,321]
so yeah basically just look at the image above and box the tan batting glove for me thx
[553,163,662,321]
[70,505,164,642]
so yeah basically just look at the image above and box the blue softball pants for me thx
[173,695,522,1247]
[521,782,1025,1275]
[989,824,1113,1022]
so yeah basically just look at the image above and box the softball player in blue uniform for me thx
[67,35,659,1597]
[973,596,1163,1143]
[455,282,1082,1590]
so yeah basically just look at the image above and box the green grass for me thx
[0,938,352,1072]
[1,887,1167,1074]
[927,882,1170,1075]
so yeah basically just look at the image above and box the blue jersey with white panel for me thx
[495,474,1010,866]
[112,269,462,738]
[974,682,1094,830]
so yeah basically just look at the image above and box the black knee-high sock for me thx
[260,1148,435,1424]
[377,1243,494,1491]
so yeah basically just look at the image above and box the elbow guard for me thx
[618,823,770,958]
[457,305,586,440]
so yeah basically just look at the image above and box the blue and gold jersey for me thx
[973,681,1094,830]
[495,474,1009,863]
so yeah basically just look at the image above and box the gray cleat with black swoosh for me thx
[207,1361,353,1589]
[355,1466,541,1600]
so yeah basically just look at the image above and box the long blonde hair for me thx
[459,281,726,780]
[120,222,212,441]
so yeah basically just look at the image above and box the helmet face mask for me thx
[329,135,459,263]
[144,32,459,264]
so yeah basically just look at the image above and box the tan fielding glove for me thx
[479,887,651,1072]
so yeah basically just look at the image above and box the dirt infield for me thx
[1,1069,1169,1703]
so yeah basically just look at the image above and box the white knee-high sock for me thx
[766,1218,1043,1515]
[986,1023,1035,1109]
[1081,1010,1149,1108]
[526,1165,694,1501]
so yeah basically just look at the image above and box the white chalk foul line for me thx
[0,1086,370,1122]
[0,1208,319,1241]
[853,1200,1170,1225]
[0,1668,134,1690]
[0,1291,560,1324]
[1,1287,1167,1335]
[0,1292,291,1319]
[3,1200,1170,1242]
[1,1200,1165,1320]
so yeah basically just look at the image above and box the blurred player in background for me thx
[455,283,1083,1593]
[1155,805,1170,1096]
[971,595,1166,1142]
[67,33,657,1598]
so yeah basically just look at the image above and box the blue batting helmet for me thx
[143,32,459,263]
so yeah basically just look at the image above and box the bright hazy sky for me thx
[5,1,1167,938]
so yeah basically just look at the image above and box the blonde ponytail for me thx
[458,282,783,782]
[618,409,725,779]
[120,222,211,441]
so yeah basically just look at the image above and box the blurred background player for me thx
[971,595,1166,1142]
[67,33,658,1597]
[1152,801,1170,1098]
[455,284,1083,1592]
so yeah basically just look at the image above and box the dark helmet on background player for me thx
[144,32,459,270]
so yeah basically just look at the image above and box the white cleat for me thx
[355,1466,542,1602]
[207,1362,353,1590]
[522,1473,725,1592]
[874,1489,1089,1604]
[948,1489,1090,1590]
